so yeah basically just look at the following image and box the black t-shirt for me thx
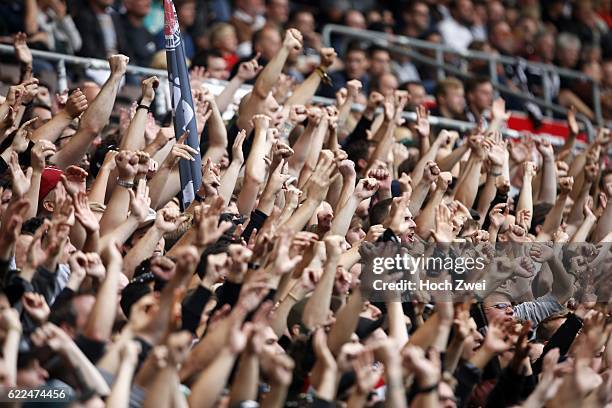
[118,14,156,68]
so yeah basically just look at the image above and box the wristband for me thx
[315,66,332,86]
[414,382,439,395]
[194,192,205,202]
[117,179,135,189]
[137,104,151,112]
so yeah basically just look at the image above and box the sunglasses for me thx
[488,303,512,310]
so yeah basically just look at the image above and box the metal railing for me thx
[321,24,603,131]
[0,43,587,144]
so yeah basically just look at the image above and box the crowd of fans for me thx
[0,1,611,408]
[0,0,611,121]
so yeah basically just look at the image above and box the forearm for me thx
[202,104,228,164]
[453,157,483,208]
[24,0,38,34]
[339,245,361,270]
[82,230,100,253]
[547,257,573,304]
[88,167,112,204]
[335,173,356,211]
[404,313,441,350]
[63,344,111,396]
[229,352,259,405]
[538,157,557,204]
[254,48,290,98]
[384,364,407,408]
[328,196,359,237]
[215,76,243,112]
[437,143,468,172]
[302,255,339,329]
[592,203,612,242]
[411,141,442,186]
[538,193,569,239]
[284,198,320,233]
[236,177,264,216]
[4,329,20,386]
[24,171,42,219]
[105,361,135,406]
[188,349,238,408]
[476,174,498,219]
[219,160,243,206]
[148,166,174,209]
[517,175,534,226]
[53,74,123,169]
[366,122,394,170]
[120,108,148,151]
[85,260,121,341]
[99,216,139,246]
[302,121,329,180]
[415,190,444,239]
[142,367,176,408]
[387,301,409,347]
[327,288,362,354]
[469,346,497,370]
[567,183,592,224]
[288,123,315,177]
[30,111,72,143]
[283,72,321,109]
[570,214,596,242]
[99,185,133,235]
[408,181,432,216]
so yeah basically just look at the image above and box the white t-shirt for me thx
[438,17,474,52]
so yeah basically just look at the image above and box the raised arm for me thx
[105,341,140,408]
[83,247,120,341]
[535,138,557,204]
[237,29,303,131]
[282,48,337,112]
[302,236,343,330]
[30,89,88,143]
[51,55,128,169]
[215,56,261,112]
[99,152,140,235]
[119,76,159,151]
[236,115,272,215]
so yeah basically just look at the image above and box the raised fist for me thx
[108,54,129,76]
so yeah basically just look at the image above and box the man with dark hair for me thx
[319,41,370,98]
[368,45,391,79]
[400,1,431,39]
[119,0,156,67]
[73,0,129,59]
[438,0,479,52]
[465,76,494,123]
[191,49,229,80]
[403,80,427,110]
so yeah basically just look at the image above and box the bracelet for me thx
[315,66,332,86]
[413,382,439,395]
[117,179,135,189]
[137,104,151,112]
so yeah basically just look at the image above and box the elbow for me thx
[245,171,265,187]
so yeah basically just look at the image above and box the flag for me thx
[164,0,201,206]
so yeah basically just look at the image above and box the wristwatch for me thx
[117,179,134,189]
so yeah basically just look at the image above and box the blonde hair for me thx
[209,23,236,48]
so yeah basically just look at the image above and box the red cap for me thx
[39,167,64,204]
